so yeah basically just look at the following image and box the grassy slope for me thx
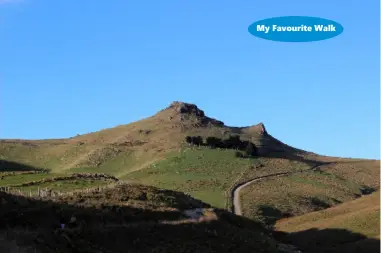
[123,147,315,208]
[239,160,379,227]
[0,183,277,253]
[0,172,115,195]
[275,191,380,253]
[0,102,314,175]
[122,147,258,208]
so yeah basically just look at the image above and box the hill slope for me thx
[1,101,379,253]
[0,183,278,253]
[275,191,380,253]
[1,101,378,212]
[0,101,320,174]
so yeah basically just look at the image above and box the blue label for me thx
[248,16,344,42]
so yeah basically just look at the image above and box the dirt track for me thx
[232,163,326,216]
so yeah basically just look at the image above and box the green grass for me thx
[0,171,116,196]
[287,174,332,189]
[122,147,257,208]
[237,157,312,184]
[68,150,159,176]
[0,173,64,187]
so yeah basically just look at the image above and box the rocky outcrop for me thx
[165,101,224,127]
[168,101,206,117]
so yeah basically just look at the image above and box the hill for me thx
[0,101,379,253]
[0,101,320,174]
[275,191,380,253]
[0,183,279,253]
[0,101,378,209]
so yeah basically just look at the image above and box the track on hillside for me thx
[231,163,328,215]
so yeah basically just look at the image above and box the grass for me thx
[0,101,312,175]
[239,166,378,227]
[13,179,110,193]
[122,147,257,208]
[0,172,64,187]
[236,157,313,184]
[0,101,379,252]
[0,171,118,197]
[275,191,380,253]
[0,183,278,253]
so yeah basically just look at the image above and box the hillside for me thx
[0,101,320,174]
[275,191,380,253]
[0,183,278,253]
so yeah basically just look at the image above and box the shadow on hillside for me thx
[0,191,275,253]
[273,228,380,253]
[1,189,379,253]
[257,205,291,229]
[0,160,49,172]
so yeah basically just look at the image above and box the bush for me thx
[235,151,244,158]
[192,136,203,146]
[206,137,222,148]
[185,136,204,146]
[245,142,257,157]
[223,135,241,149]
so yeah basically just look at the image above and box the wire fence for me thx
[0,181,129,199]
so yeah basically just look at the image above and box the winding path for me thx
[232,163,326,216]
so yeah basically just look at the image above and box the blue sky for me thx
[0,1,379,159]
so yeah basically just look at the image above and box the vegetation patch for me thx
[275,191,380,253]
[123,147,256,208]
[240,169,377,227]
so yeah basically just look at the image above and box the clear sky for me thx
[0,1,379,159]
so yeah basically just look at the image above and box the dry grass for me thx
[275,191,380,237]
[275,191,380,253]
[239,162,379,227]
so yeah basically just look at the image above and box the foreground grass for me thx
[0,183,277,253]
[275,191,380,253]
[122,147,257,208]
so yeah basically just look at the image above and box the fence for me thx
[0,181,128,199]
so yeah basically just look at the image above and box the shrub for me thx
[185,136,204,146]
[192,136,203,146]
[245,142,257,157]
[235,151,244,158]
[223,135,241,149]
[206,137,223,148]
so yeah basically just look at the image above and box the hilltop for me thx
[0,101,343,173]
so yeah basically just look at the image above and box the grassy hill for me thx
[275,191,380,253]
[0,101,379,252]
[238,160,379,226]
[0,102,318,174]
[0,183,278,253]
